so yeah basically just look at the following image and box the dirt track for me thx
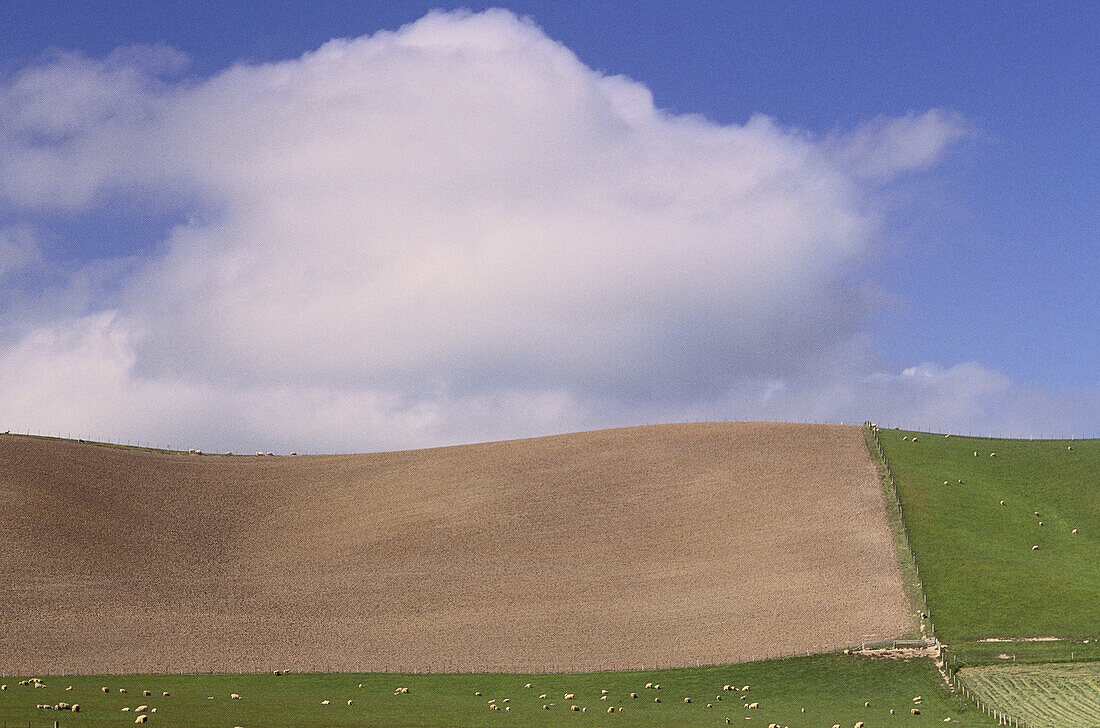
[0,423,911,673]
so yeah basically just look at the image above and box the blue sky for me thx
[0,1,1096,449]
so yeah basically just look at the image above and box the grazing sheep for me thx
[290,452,297,456]
[630,692,638,698]
[1039,521,1044,526]
[1068,445,1073,451]
[0,685,5,690]
[654,684,661,690]
[151,708,157,713]
[1072,528,1078,534]
[990,452,996,457]
[742,686,749,691]
[1032,545,1040,550]
[488,699,495,704]
[231,693,240,700]
[347,700,354,706]
[726,720,732,725]
[1035,511,1041,516]
[601,689,609,694]
[747,702,759,709]
[723,684,731,691]
[865,702,871,707]
[162,692,170,697]
[539,693,547,699]
[974,451,978,457]
[502,698,510,703]
[600,695,609,700]
[71,705,80,712]
[707,703,713,708]
[565,693,575,700]
[1000,500,1006,506]
[570,705,580,711]
[542,704,550,710]
[524,683,531,688]
[903,436,908,441]
[607,706,616,714]
[256,451,263,456]
[66,686,73,691]
[856,722,864,728]
[645,682,653,689]
[122,707,131,712]
[911,708,921,715]
[684,697,692,703]
[135,716,148,724]
[143,690,151,696]
[943,481,949,485]
[489,704,500,711]
[654,697,661,703]
[475,692,481,696]
[321,700,330,705]
[120,688,127,693]
[395,687,409,694]
[136,705,148,713]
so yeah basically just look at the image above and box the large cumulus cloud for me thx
[1,9,1080,451]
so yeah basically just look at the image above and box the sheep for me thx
[865,701,871,706]
[722,684,731,691]
[990,452,996,457]
[684,697,692,703]
[66,686,73,691]
[474,692,481,696]
[1068,445,1073,451]
[654,697,661,703]
[122,707,131,712]
[143,690,152,696]
[162,692,170,697]
[266,452,274,456]
[321,700,330,705]
[256,451,264,456]
[645,682,653,689]
[726,720,732,725]
[706,703,713,708]
[747,702,759,709]
[394,687,409,694]
[911,708,921,715]
[135,716,148,724]
[538,693,547,699]
[120,688,128,693]
[151,708,157,713]
[71,705,80,712]
[903,436,909,441]
[489,704,500,711]
[943,481,949,485]
[542,704,550,710]
[564,693,575,700]
[0,685,5,690]
[487,699,495,704]
[1072,528,1079,534]
[1032,545,1040,550]
[290,452,298,456]
[136,705,148,713]
[230,693,241,700]
[601,689,609,695]
[347,700,354,706]
[1035,511,1041,517]
[600,695,609,700]
[630,692,638,698]
[524,683,532,688]
[1039,521,1044,526]
[654,684,661,690]
[974,451,979,457]
[570,705,580,711]
[742,686,749,691]
[856,722,864,728]
[1000,500,1006,506]
[502,698,510,703]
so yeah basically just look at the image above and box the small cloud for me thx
[830,109,972,180]
[0,223,41,279]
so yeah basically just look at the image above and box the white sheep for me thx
[135,716,147,724]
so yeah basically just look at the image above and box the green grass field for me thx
[959,662,1100,727]
[877,430,1100,643]
[0,654,992,728]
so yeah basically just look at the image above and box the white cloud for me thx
[1,10,1082,450]
[0,223,40,279]
[830,109,971,180]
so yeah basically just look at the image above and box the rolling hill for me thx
[0,422,910,674]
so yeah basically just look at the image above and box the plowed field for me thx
[0,422,910,674]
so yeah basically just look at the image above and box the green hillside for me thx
[877,429,1100,642]
[0,653,990,728]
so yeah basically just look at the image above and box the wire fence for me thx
[952,671,1040,728]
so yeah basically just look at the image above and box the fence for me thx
[952,671,1040,728]
[862,423,934,637]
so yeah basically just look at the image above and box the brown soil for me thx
[0,422,911,674]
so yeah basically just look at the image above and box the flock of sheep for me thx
[898,432,1082,551]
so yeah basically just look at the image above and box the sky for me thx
[0,1,1096,452]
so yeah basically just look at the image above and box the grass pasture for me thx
[0,654,994,728]
[877,430,1100,642]
[959,662,1100,727]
